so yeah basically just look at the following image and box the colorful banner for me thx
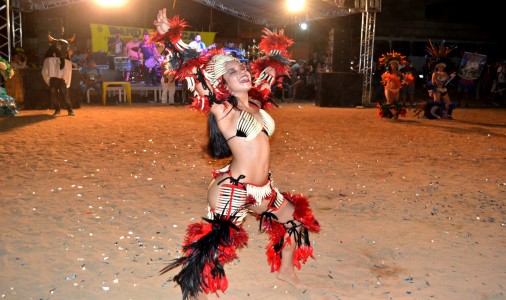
[90,23,216,54]
[458,52,487,80]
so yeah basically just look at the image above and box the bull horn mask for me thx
[47,33,76,45]
[47,31,76,69]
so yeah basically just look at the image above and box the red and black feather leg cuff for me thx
[159,213,248,299]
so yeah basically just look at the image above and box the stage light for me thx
[93,0,128,7]
[286,0,305,13]
[300,22,308,30]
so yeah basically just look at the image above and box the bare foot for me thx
[188,293,208,300]
[276,270,306,289]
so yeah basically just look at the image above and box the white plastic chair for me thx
[86,87,96,103]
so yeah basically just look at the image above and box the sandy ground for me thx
[0,102,505,300]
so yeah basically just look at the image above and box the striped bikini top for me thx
[228,109,275,141]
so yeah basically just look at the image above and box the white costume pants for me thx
[161,74,176,104]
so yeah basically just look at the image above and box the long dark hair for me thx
[205,95,238,159]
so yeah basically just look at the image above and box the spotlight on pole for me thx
[300,22,308,30]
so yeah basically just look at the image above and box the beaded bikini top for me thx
[228,109,275,141]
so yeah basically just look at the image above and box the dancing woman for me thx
[425,39,457,119]
[0,56,19,116]
[377,51,413,119]
[151,8,320,300]
[430,62,456,119]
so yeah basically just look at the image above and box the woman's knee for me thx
[270,201,295,224]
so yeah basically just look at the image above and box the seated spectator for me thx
[5,48,28,106]
[80,59,103,101]
[271,74,291,101]
[290,61,309,100]
[71,48,88,70]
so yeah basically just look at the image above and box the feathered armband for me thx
[251,28,294,83]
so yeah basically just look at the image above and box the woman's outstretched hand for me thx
[153,8,170,35]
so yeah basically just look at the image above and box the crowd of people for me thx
[271,54,330,102]
[2,26,506,119]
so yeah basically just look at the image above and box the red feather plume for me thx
[250,57,290,79]
[248,86,275,110]
[284,193,321,233]
[258,28,293,57]
[151,15,189,44]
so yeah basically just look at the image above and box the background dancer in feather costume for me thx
[430,62,456,119]
[151,8,320,300]
[425,39,457,119]
[377,51,413,120]
[0,56,19,116]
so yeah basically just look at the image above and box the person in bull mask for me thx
[41,30,75,116]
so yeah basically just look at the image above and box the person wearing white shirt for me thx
[41,44,74,116]
[160,52,176,105]
[188,34,206,52]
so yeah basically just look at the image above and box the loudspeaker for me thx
[37,18,64,66]
[69,70,83,106]
[89,52,109,66]
[333,27,351,72]
[316,72,363,107]
[22,69,50,109]
[37,41,50,66]
[37,17,63,32]
[108,56,116,70]
[331,15,354,72]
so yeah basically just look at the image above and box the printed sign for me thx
[90,23,216,54]
[458,52,487,80]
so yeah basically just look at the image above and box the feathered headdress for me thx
[379,51,406,69]
[204,54,239,87]
[425,39,456,70]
